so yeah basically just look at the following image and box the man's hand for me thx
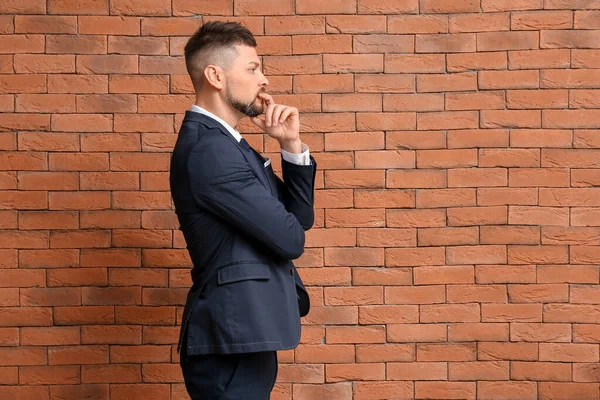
[250,92,302,153]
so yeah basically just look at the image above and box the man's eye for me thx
[250,69,255,72]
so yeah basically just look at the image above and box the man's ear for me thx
[204,65,224,90]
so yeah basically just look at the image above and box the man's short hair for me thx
[184,21,257,91]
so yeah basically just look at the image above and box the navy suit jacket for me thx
[170,111,317,356]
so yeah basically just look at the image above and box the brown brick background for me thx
[1,0,600,399]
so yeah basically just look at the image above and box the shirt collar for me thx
[190,104,242,143]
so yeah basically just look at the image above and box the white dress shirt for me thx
[190,105,311,166]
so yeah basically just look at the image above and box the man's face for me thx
[224,45,269,118]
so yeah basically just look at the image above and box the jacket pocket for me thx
[217,262,270,285]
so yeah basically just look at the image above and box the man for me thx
[169,21,316,399]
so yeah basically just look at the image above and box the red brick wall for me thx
[2,0,600,399]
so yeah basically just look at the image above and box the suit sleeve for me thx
[187,136,306,260]
[277,157,317,231]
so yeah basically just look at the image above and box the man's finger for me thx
[271,105,286,126]
[250,116,267,131]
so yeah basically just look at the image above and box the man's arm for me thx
[188,135,306,260]
[277,155,317,231]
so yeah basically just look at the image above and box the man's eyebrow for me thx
[248,61,261,67]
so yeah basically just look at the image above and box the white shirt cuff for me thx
[281,143,311,166]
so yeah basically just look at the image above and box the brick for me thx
[78,16,140,35]
[352,268,412,286]
[142,326,180,345]
[478,382,537,400]
[326,363,385,382]
[299,268,351,286]
[574,325,600,343]
[0,191,47,210]
[358,0,418,14]
[539,382,599,400]
[416,188,476,208]
[81,249,140,267]
[386,54,445,73]
[542,29,600,48]
[418,227,479,246]
[77,55,138,74]
[384,93,443,112]
[277,364,323,384]
[324,54,383,73]
[385,285,445,305]
[450,13,510,32]
[14,54,75,74]
[388,323,447,343]
[47,35,106,55]
[543,149,600,167]
[420,304,480,323]
[449,323,510,341]
[421,0,480,13]
[0,231,48,249]
[265,16,324,35]
[110,0,170,15]
[448,129,509,148]
[357,228,416,248]
[53,306,114,326]
[512,361,572,382]
[296,0,356,14]
[418,72,477,92]
[416,382,476,399]
[418,111,479,130]
[20,249,79,268]
[512,10,573,30]
[47,268,107,287]
[482,0,543,10]
[0,250,18,269]
[50,385,109,400]
[447,52,508,72]
[571,246,600,264]
[478,31,539,51]
[446,91,505,110]
[387,209,446,228]
[387,131,446,150]
[325,132,384,151]
[141,19,200,38]
[449,361,510,380]
[388,15,448,34]
[293,383,352,400]
[172,0,232,16]
[416,34,476,53]
[415,265,475,285]
[509,49,571,69]
[0,114,50,131]
[386,247,446,267]
[326,325,385,344]
[48,75,108,94]
[481,110,541,129]
[575,10,600,29]
[324,247,384,267]
[0,387,49,399]
[353,35,414,53]
[448,168,507,187]
[388,361,446,380]
[541,69,600,89]
[479,342,538,361]
[111,384,170,399]
[480,148,541,167]
[326,15,386,33]
[108,36,168,56]
[294,74,353,94]
[480,226,540,245]
[325,170,384,188]
[0,35,44,54]
[479,70,540,89]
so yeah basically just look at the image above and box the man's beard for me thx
[226,88,264,118]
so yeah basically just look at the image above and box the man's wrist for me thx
[279,138,302,154]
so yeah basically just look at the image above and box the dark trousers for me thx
[180,342,278,400]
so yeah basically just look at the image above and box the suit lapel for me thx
[182,111,275,195]
[239,139,276,196]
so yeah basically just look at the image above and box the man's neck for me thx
[194,98,241,129]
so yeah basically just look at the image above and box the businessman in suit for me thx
[169,21,316,399]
